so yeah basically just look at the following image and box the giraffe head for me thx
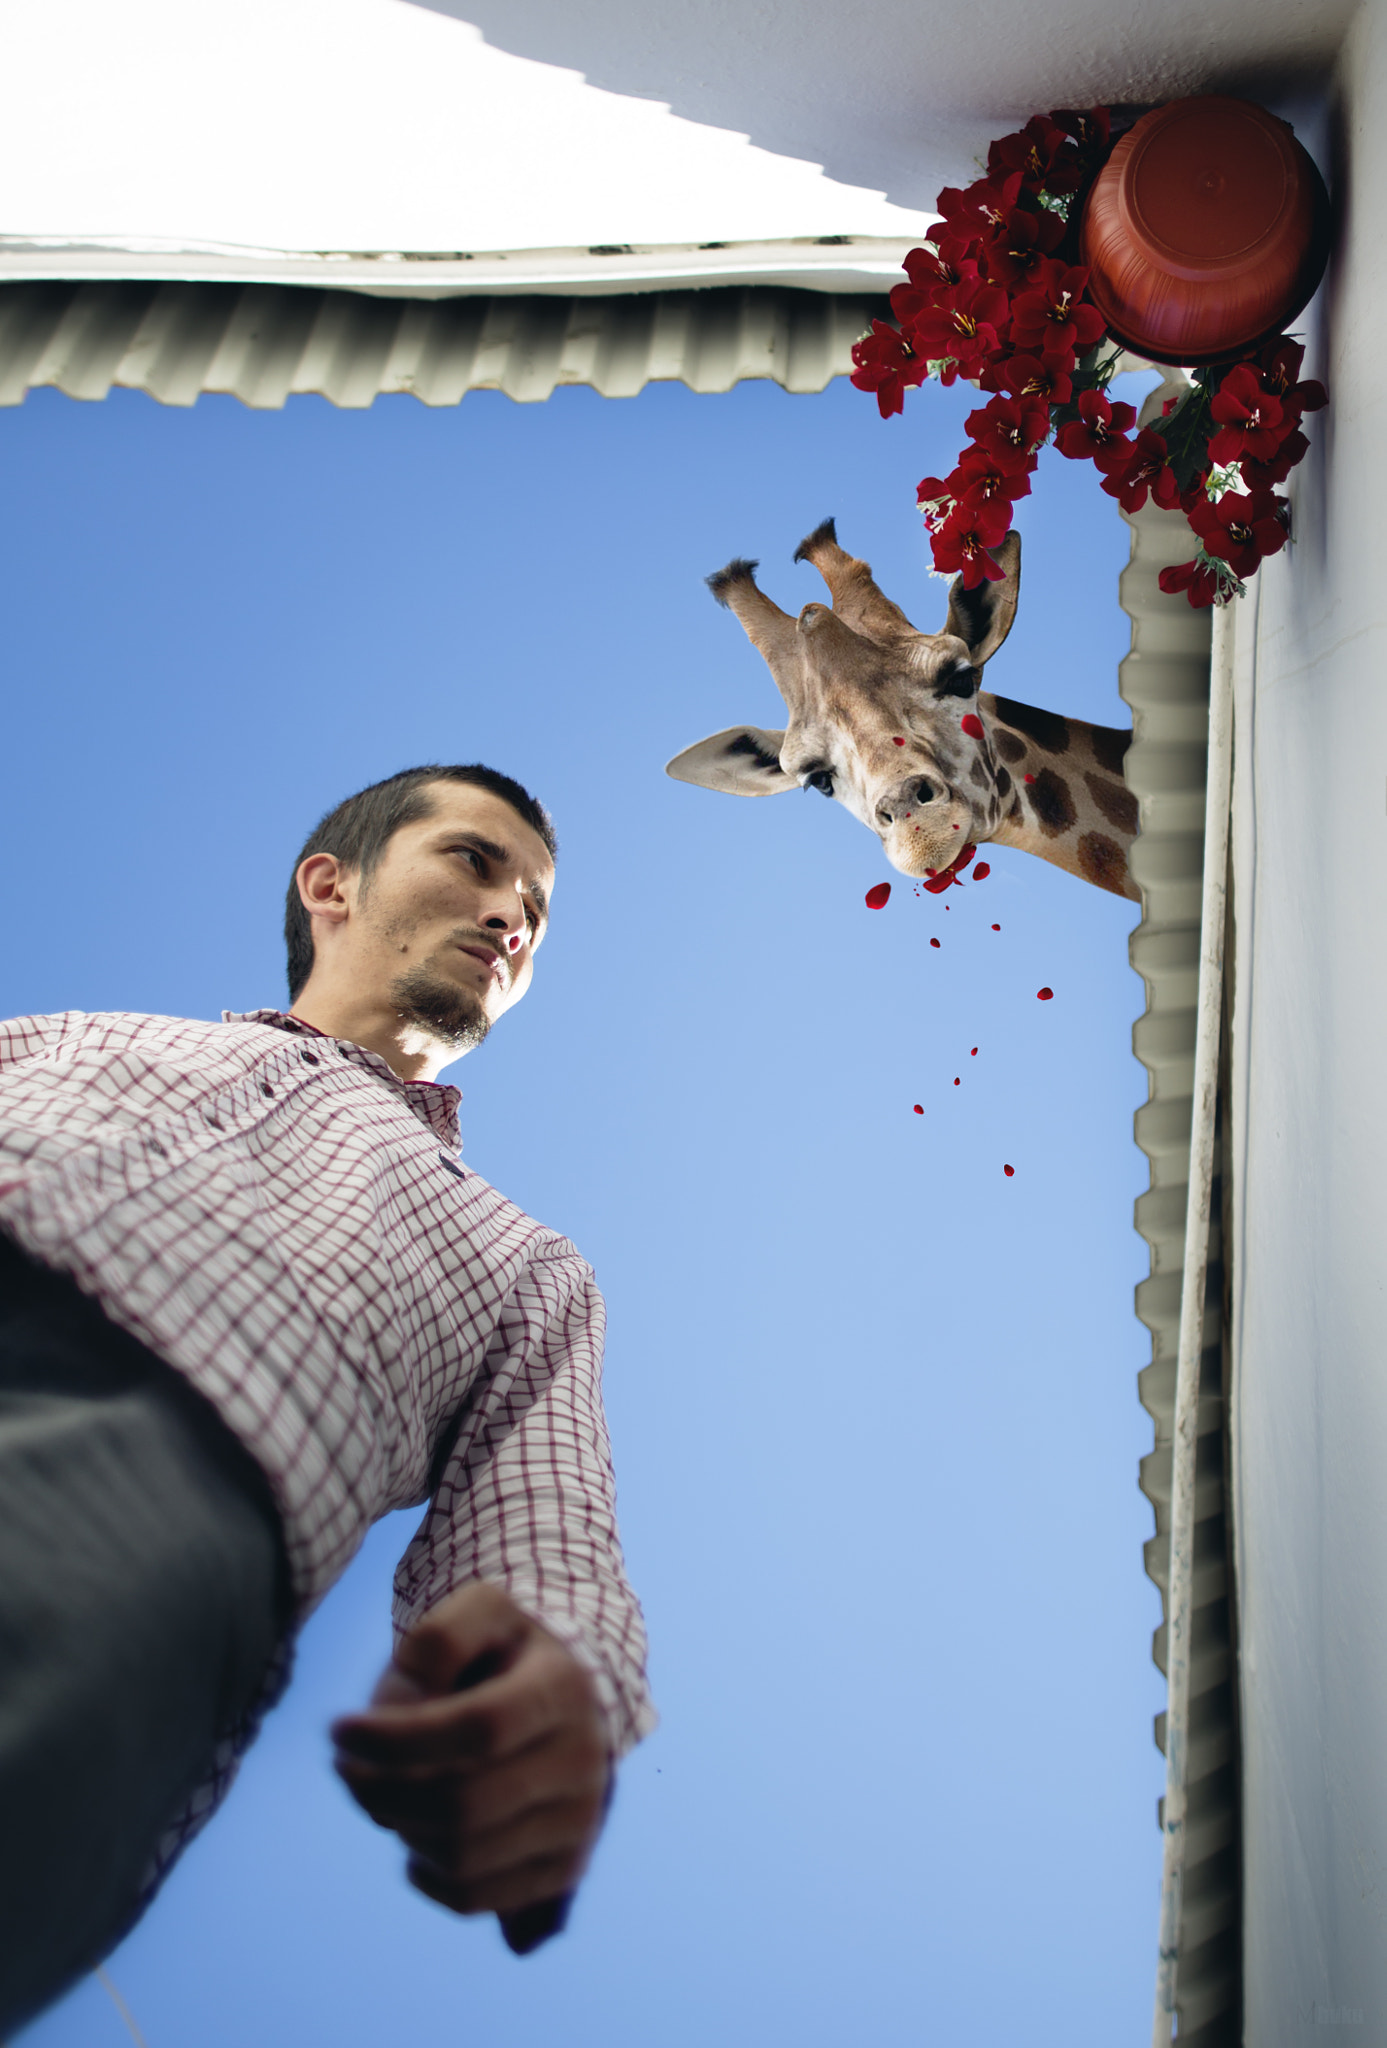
[667,520,1021,882]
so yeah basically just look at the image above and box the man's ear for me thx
[665,726,797,797]
[943,530,1020,666]
[296,851,351,924]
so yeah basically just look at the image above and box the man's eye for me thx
[804,768,834,796]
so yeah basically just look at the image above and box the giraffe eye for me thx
[803,768,834,796]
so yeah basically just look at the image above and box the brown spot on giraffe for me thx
[969,759,990,788]
[1084,771,1139,835]
[991,726,1027,765]
[1027,768,1076,837]
[1089,725,1131,777]
[995,766,1011,797]
[1077,831,1129,896]
[990,696,1071,755]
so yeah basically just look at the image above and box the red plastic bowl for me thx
[1079,96,1330,365]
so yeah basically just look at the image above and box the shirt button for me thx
[203,1111,224,1130]
[300,1049,320,1066]
[260,1081,275,1098]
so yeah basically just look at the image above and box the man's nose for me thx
[482,909,525,954]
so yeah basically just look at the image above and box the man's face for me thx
[345,783,554,1057]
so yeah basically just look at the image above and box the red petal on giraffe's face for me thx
[1037,987,1053,1000]
[892,736,906,745]
[1003,1163,1015,1176]
[865,883,892,909]
[961,713,985,740]
[1024,773,1035,783]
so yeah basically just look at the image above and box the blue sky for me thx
[5,361,1163,2047]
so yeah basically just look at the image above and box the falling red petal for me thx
[991,923,1001,931]
[930,937,941,949]
[1003,1163,1015,1177]
[960,713,985,740]
[953,1077,960,1086]
[971,1047,978,1056]
[913,1104,923,1114]
[1037,987,1054,1000]
[865,882,892,909]
[972,861,991,880]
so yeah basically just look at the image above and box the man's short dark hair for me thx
[284,764,557,1002]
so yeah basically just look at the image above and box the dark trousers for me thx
[0,1235,289,2035]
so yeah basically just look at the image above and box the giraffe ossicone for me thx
[666,519,1140,901]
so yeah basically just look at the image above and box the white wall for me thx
[1231,4,1387,2036]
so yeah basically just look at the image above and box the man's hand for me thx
[330,1581,610,1954]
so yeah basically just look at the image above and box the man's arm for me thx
[331,1581,609,1952]
[333,1247,653,1946]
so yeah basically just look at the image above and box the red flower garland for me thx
[850,107,1328,608]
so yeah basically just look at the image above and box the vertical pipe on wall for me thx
[1151,603,1235,2043]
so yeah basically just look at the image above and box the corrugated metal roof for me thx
[1119,388,1237,2044]
[0,281,884,410]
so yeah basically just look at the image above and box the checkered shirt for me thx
[0,1007,655,1796]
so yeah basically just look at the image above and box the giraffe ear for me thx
[665,726,796,797]
[942,530,1020,666]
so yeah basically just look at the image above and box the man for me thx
[0,763,653,2034]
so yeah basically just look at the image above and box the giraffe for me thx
[666,521,1140,902]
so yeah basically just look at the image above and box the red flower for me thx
[916,473,956,516]
[998,352,1074,405]
[936,174,1024,242]
[905,274,1010,372]
[850,321,926,419]
[1159,558,1221,609]
[955,445,1034,517]
[931,505,1011,588]
[1240,430,1310,490]
[1055,388,1137,459]
[1187,486,1288,579]
[1099,427,1181,512]
[965,393,1050,467]
[980,204,1065,288]
[1257,338,1328,418]
[988,116,1081,194]
[1208,364,1287,464]
[899,238,980,299]
[1008,262,1107,353]
[1049,105,1111,153]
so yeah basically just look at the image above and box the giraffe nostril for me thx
[916,778,937,804]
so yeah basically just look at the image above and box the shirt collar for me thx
[224,1010,462,1152]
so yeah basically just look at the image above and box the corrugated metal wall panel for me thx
[1119,382,1238,2045]
[0,281,883,410]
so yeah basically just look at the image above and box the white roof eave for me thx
[0,235,923,300]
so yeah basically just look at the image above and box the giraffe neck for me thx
[978,691,1139,901]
